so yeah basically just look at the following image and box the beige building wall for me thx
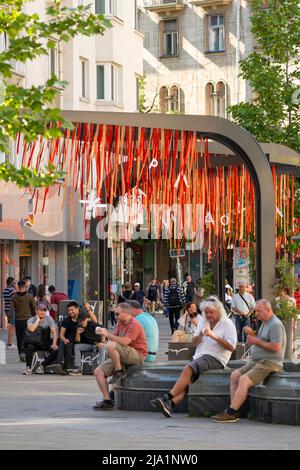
[139,0,253,116]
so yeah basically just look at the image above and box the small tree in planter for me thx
[273,259,298,359]
[197,272,215,298]
[273,298,298,360]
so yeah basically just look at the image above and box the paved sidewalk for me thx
[1,316,300,450]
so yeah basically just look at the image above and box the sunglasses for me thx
[206,297,217,302]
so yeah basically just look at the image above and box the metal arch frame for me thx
[62,111,275,300]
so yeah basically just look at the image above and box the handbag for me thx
[23,328,46,349]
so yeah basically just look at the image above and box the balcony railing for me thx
[190,0,232,7]
[144,0,185,13]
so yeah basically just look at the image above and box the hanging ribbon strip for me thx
[15,126,296,256]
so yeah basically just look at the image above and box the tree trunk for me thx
[283,318,293,360]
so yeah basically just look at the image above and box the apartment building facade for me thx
[139,0,253,116]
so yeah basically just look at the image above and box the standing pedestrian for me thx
[163,278,186,334]
[2,277,17,349]
[8,280,36,358]
[146,279,160,316]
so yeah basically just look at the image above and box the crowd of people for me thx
[2,273,296,423]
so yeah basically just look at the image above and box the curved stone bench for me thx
[115,359,247,413]
[188,369,249,418]
[249,372,300,426]
[115,360,300,425]
[115,361,190,413]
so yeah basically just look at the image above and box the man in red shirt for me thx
[48,285,69,320]
[294,287,300,310]
[93,302,147,410]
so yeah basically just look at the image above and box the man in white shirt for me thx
[231,285,256,342]
[150,297,237,418]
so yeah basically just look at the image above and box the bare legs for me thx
[230,369,254,411]
[169,365,193,406]
[94,341,121,401]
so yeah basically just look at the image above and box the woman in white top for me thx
[225,287,234,314]
[171,302,201,343]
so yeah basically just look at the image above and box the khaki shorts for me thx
[237,360,283,385]
[100,343,144,378]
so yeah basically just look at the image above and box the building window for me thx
[0,32,8,53]
[95,0,117,16]
[205,81,228,118]
[96,64,105,100]
[159,86,168,113]
[134,0,139,30]
[111,64,122,103]
[49,43,59,78]
[96,63,122,104]
[160,19,178,57]
[169,85,179,113]
[159,84,183,113]
[80,58,88,98]
[216,81,226,118]
[207,14,225,53]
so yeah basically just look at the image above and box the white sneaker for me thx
[22,367,32,375]
[6,344,18,350]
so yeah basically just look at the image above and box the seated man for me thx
[58,301,79,373]
[69,312,106,375]
[213,299,286,423]
[93,302,148,410]
[23,303,58,375]
[126,300,159,362]
[151,297,237,417]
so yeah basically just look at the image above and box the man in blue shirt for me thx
[126,300,159,362]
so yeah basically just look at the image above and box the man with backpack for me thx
[163,278,186,334]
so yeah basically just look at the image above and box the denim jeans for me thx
[235,315,251,342]
[74,343,106,369]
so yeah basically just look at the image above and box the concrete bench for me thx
[115,360,300,425]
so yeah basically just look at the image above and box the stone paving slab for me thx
[1,360,300,450]
[1,316,300,450]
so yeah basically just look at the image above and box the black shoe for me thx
[45,364,64,375]
[93,400,114,411]
[150,394,172,418]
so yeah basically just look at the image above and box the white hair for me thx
[200,296,227,320]
[255,299,272,310]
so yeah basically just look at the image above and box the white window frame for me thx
[161,18,178,57]
[95,0,118,17]
[207,13,225,53]
[96,62,122,105]
[49,42,59,78]
[0,32,25,76]
[80,57,89,99]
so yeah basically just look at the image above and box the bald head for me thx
[254,299,273,322]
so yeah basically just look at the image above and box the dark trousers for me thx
[15,320,28,356]
[168,307,181,334]
[235,316,251,342]
[56,341,75,370]
[110,311,116,327]
[24,343,58,368]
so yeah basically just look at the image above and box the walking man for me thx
[2,277,16,349]
[8,280,36,358]
[163,278,186,334]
